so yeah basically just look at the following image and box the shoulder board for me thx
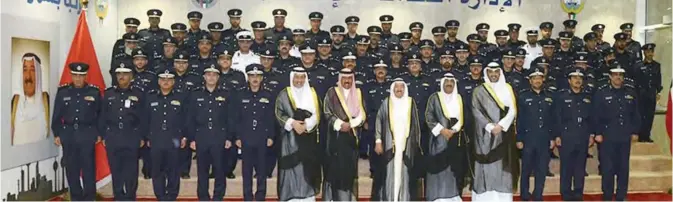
[146,70,157,75]
[192,86,204,91]
[58,83,71,89]
[106,86,116,91]
[188,71,200,76]
[597,84,609,90]
[148,89,158,94]
[518,88,531,94]
[558,88,570,93]
[131,85,145,92]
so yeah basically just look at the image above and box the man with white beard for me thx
[11,53,49,145]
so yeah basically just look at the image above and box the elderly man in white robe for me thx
[470,62,519,202]
[371,78,422,201]
[11,53,49,145]
[424,73,466,201]
[274,67,322,201]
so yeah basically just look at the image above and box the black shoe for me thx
[551,153,560,159]
[587,154,594,158]
[359,154,369,160]
[180,173,190,179]
[639,138,654,143]
[209,172,215,179]
[227,173,236,179]
[192,155,197,160]
[267,175,272,179]
[143,174,151,179]
[585,171,589,176]
[546,170,554,177]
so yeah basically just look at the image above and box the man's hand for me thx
[364,122,369,130]
[140,140,145,148]
[595,135,603,143]
[102,140,106,147]
[374,142,383,155]
[180,138,187,149]
[235,140,242,148]
[147,141,151,147]
[440,129,455,140]
[267,138,274,147]
[225,140,232,149]
[516,142,524,149]
[589,134,595,147]
[292,120,306,134]
[340,122,352,132]
[190,141,196,150]
[491,124,503,135]
[96,136,103,144]
[555,137,562,147]
[54,137,61,146]
[631,134,639,142]
[549,140,555,149]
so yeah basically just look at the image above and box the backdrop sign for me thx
[560,0,585,19]
[192,0,218,9]
[25,0,82,14]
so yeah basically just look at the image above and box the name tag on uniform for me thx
[242,99,250,103]
[186,82,194,86]
[128,96,138,101]
[192,65,199,68]
[216,96,226,101]
[583,98,591,103]
[356,81,363,85]
[565,99,572,103]
[422,83,430,86]
[197,98,204,101]
[171,100,181,106]
[605,96,613,100]
[625,95,634,100]
[124,99,131,108]
[465,86,472,90]
[142,79,151,83]
[270,81,279,85]
[151,102,159,106]
[231,80,239,84]
[64,96,71,101]
[260,98,269,103]
[84,96,95,101]
[107,96,116,100]
[369,90,377,93]
[317,76,325,79]
[545,98,553,102]
[525,98,533,102]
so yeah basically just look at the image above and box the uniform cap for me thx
[309,12,323,20]
[409,22,424,31]
[568,68,585,77]
[227,9,242,18]
[260,48,277,58]
[272,9,288,17]
[345,16,360,24]
[367,26,383,35]
[432,26,447,35]
[467,34,481,42]
[398,32,412,41]
[614,32,628,40]
[187,11,203,20]
[516,49,527,57]
[330,25,345,34]
[642,43,656,51]
[115,62,132,73]
[558,31,573,40]
[251,21,267,30]
[539,22,554,30]
[379,15,394,23]
[583,32,597,41]
[147,9,162,18]
[69,62,89,75]
[494,29,509,38]
[528,66,545,77]
[158,69,176,79]
[236,31,253,40]
[171,23,187,32]
[343,51,357,60]
[246,64,264,75]
[132,48,147,58]
[507,23,521,32]
[208,22,225,32]
[420,39,434,49]
[356,36,371,45]
[591,24,605,31]
[445,20,460,28]
[563,20,577,28]
[476,23,490,31]
[124,18,140,27]
[620,23,634,30]
[123,33,140,42]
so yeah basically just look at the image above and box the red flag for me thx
[666,90,672,154]
[59,10,111,188]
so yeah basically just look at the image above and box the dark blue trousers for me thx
[599,141,631,201]
[266,136,278,177]
[151,147,180,201]
[224,145,239,174]
[140,143,152,176]
[559,143,588,200]
[63,141,97,201]
[639,92,657,140]
[106,144,139,201]
[242,145,268,201]
[197,144,226,201]
[178,147,193,175]
[520,144,550,201]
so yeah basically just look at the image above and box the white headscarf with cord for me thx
[289,67,318,131]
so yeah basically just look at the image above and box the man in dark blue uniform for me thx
[152,37,179,72]
[556,31,576,69]
[582,32,603,68]
[222,9,244,43]
[290,45,331,98]
[251,21,270,54]
[315,37,341,77]
[259,47,286,94]
[291,28,308,57]
[208,22,228,56]
[52,63,101,201]
[367,26,388,59]
[305,12,330,43]
[454,44,470,72]
[516,66,555,201]
[501,50,526,91]
[99,65,144,201]
[387,44,408,79]
[466,33,483,59]
[131,48,158,92]
[476,23,496,58]
[364,60,390,177]
[592,64,641,201]
[539,22,558,46]
[185,11,208,48]
[401,52,436,151]
[170,23,191,54]
[112,18,141,59]
[232,64,276,200]
[354,36,377,75]
[146,69,189,201]
[409,22,424,48]
[110,33,139,85]
[592,24,611,51]
[330,25,352,59]
[432,26,449,51]
[444,20,466,50]
[215,47,246,91]
[173,52,203,179]
[620,23,642,60]
[399,32,414,54]
[613,33,639,84]
[265,9,292,43]
[379,15,398,45]
[562,20,584,52]
[432,48,465,81]
[344,16,362,46]
[138,9,171,61]
[274,34,302,70]
[514,48,527,71]
[507,23,526,49]
[190,33,216,73]
[636,43,661,142]
[342,51,369,88]
[493,29,510,62]
[187,65,232,201]
[419,39,441,75]
[555,68,595,201]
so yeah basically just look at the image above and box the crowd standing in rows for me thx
[53,7,663,201]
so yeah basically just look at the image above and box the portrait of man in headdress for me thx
[11,52,50,146]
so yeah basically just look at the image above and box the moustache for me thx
[24,79,34,84]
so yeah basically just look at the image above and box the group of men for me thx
[53,7,663,202]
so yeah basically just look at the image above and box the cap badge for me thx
[77,65,82,71]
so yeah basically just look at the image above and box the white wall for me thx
[0,0,118,199]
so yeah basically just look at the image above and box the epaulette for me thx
[131,85,145,92]
[597,83,609,90]
[106,86,116,91]
[192,86,204,91]
[187,71,200,76]
[88,84,102,91]
[558,88,571,93]
[518,88,531,94]
[145,70,157,75]
[58,83,71,89]
[148,89,158,94]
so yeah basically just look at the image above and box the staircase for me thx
[98,142,671,198]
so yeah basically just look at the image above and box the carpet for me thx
[49,192,672,201]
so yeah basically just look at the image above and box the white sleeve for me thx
[349,113,364,127]
[497,106,517,132]
[485,123,495,134]
[375,139,382,143]
[431,123,444,137]
[284,118,296,132]
[333,119,344,131]
[305,114,318,131]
